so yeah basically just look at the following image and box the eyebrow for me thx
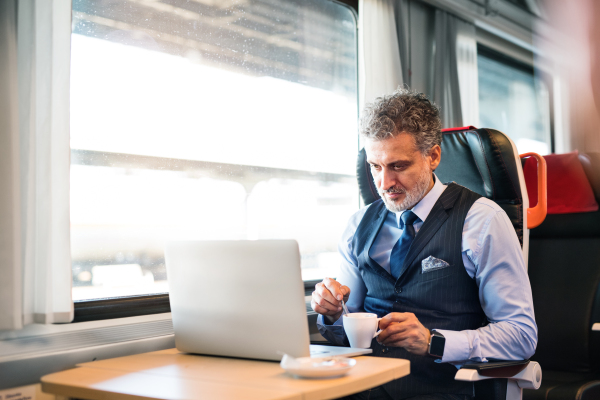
[367,159,412,166]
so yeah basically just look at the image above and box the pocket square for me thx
[421,256,450,273]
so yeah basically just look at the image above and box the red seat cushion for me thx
[524,151,599,214]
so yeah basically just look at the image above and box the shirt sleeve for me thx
[434,199,538,366]
[316,206,369,346]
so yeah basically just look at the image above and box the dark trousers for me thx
[337,386,474,400]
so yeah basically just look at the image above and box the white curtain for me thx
[433,10,479,128]
[0,0,73,331]
[0,0,23,331]
[359,0,407,111]
[455,19,479,127]
[359,2,479,129]
[433,10,462,127]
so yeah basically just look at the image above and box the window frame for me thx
[73,279,323,322]
[476,43,555,154]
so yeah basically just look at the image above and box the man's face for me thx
[365,133,441,213]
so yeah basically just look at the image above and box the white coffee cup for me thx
[343,313,381,348]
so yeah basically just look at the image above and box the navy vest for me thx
[352,183,486,399]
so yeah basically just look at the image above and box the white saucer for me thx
[280,356,356,379]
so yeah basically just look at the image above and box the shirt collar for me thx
[395,173,446,227]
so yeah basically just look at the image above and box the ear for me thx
[428,145,441,171]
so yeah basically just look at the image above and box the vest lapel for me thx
[398,183,463,279]
[361,205,396,284]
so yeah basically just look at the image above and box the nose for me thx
[379,168,396,191]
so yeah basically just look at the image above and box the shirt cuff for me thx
[316,314,347,346]
[319,313,344,327]
[433,329,487,366]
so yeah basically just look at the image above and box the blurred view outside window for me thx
[70,0,359,301]
[478,50,552,154]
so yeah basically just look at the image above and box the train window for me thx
[70,0,358,301]
[478,46,552,154]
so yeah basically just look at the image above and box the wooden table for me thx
[41,348,410,400]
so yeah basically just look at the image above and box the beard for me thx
[378,167,433,213]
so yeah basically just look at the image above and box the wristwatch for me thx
[428,330,445,358]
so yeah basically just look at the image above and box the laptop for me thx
[165,239,372,361]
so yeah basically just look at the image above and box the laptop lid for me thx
[165,240,311,361]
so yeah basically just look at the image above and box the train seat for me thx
[523,151,600,400]
[357,126,545,400]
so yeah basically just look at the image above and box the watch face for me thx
[430,335,445,357]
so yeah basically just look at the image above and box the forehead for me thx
[364,133,419,162]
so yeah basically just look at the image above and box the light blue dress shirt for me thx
[317,175,538,365]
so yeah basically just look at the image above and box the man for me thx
[312,88,537,400]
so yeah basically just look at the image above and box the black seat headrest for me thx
[356,127,524,244]
[356,147,380,206]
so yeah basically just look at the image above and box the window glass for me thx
[70,0,358,300]
[478,51,551,154]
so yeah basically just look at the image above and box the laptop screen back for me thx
[165,240,310,361]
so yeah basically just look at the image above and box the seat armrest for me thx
[455,360,542,390]
[461,360,530,377]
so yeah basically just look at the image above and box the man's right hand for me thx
[311,277,351,324]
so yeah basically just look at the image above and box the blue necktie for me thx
[389,210,421,279]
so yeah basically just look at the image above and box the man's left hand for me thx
[377,313,431,356]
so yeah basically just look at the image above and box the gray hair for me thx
[360,88,442,155]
